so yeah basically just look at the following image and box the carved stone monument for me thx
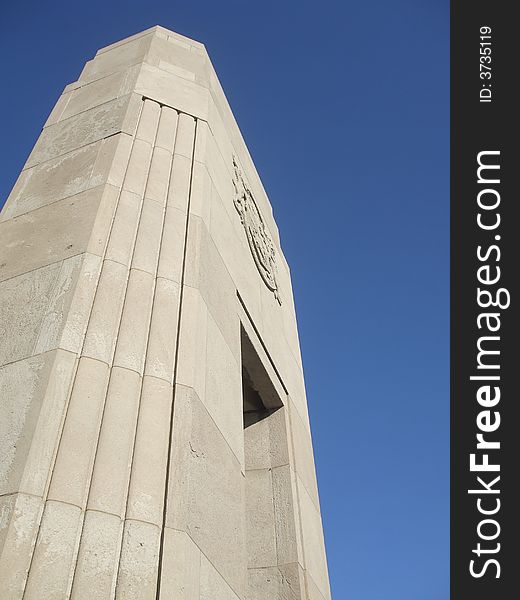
[0,26,331,600]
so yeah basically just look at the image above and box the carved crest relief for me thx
[232,157,281,305]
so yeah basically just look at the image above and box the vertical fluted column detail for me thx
[115,114,196,600]
[21,100,197,600]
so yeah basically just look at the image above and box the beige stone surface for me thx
[200,553,241,600]
[245,468,277,568]
[79,33,153,81]
[175,285,208,398]
[0,189,102,283]
[204,313,243,463]
[82,259,128,364]
[3,140,103,221]
[155,105,178,152]
[56,65,141,125]
[23,500,82,600]
[116,519,160,600]
[185,215,240,360]
[143,147,172,207]
[112,268,155,374]
[87,367,141,516]
[144,277,180,381]
[272,464,301,567]
[0,25,331,600]
[26,94,140,168]
[71,510,122,599]
[0,493,42,599]
[167,384,246,597]
[126,376,171,525]
[159,528,201,599]
[131,197,164,274]
[135,64,209,120]
[0,352,55,495]
[18,349,77,497]
[104,190,142,266]
[0,261,77,366]
[47,357,110,507]
[248,563,305,600]
[156,205,186,283]
[58,253,102,354]
[296,476,331,599]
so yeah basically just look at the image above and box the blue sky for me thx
[0,1,449,598]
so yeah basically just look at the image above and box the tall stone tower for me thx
[0,27,331,600]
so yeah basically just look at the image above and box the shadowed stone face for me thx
[0,26,331,600]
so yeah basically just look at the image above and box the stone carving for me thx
[232,157,281,304]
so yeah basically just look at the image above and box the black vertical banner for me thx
[452,2,518,599]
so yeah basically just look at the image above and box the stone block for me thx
[94,27,158,57]
[58,65,141,124]
[0,188,103,283]
[0,262,70,366]
[306,572,329,600]
[244,416,271,471]
[144,277,180,382]
[113,268,155,374]
[0,493,42,599]
[244,407,290,473]
[174,286,208,400]
[296,476,331,600]
[87,184,121,258]
[48,357,110,507]
[185,216,240,362]
[82,259,128,365]
[88,367,141,516]
[131,197,164,274]
[208,182,264,334]
[17,349,77,498]
[71,510,122,599]
[126,376,172,526]
[174,113,196,159]
[247,563,304,600]
[23,500,82,600]
[44,90,72,129]
[156,205,186,283]
[26,94,140,168]
[204,312,243,464]
[0,493,15,555]
[245,468,277,568]
[200,553,241,600]
[144,147,173,207]
[2,140,103,221]
[80,34,153,81]
[33,256,86,356]
[167,384,246,597]
[116,519,160,600]
[167,154,192,213]
[158,528,200,599]
[272,465,300,566]
[189,160,212,226]
[289,400,320,507]
[135,64,209,120]
[0,353,54,495]
[147,35,208,84]
[136,99,161,144]
[105,190,141,267]
[105,133,134,189]
[123,138,154,197]
[58,253,102,354]
[155,105,178,152]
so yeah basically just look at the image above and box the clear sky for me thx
[0,1,449,598]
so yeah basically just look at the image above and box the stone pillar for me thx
[0,26,331,600]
